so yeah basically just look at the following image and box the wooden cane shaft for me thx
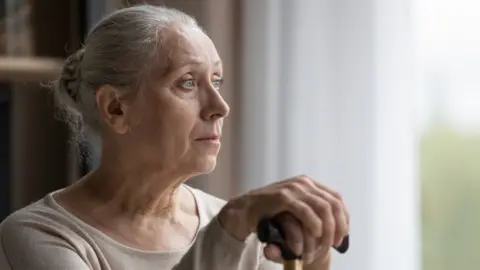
[283,259,303,270]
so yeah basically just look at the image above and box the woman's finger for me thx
[313,197,336,247]
[315,189,348,246]
[302,225,317,264]
[280,191,324,238]
[282,179,335,246]
[263,244,282,263]
[310,179,350,230]
[297,175,349,246]
[276,212,304,256]
[264,213,317,265]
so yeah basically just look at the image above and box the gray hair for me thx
[52,5,199,144]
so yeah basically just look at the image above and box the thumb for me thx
[263,244,283,263]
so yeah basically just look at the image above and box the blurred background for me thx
[0,0,478,270]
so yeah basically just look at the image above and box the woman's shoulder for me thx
[0,191,90,248]
[0,192,100,269]
[1,193,60,230]
[1,190,75,228]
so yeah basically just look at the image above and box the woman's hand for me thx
[218,175,349,266]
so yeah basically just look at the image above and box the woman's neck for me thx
[57,168,199,251]
[87,139,197,219]
[81,166,188,219]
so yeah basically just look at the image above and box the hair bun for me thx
[59,48,85,102]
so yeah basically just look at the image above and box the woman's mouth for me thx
[196,134,221,141]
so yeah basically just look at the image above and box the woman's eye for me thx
[180,79,196,89]
[212,78,224,90]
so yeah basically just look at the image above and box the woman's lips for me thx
[195,134,221,141]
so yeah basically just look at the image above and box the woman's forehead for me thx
[161,25,221,69]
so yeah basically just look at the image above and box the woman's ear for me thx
[95,85,130,134]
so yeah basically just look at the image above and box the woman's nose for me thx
[200,87,230,121]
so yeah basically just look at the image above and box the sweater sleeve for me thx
[173,215,284,270]
[173,216,251,270]
[174,187,284,270]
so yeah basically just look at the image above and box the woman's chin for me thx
[192,156,217,174]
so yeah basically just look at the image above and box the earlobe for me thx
[95,85,130,135]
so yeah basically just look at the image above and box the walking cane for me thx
[257,216,349,270]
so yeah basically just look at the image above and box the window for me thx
[414,1,480,269]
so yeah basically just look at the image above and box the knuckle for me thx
[277,188,293,202]
[317,199,332,213]
[296,204,311,217]
[288,182,305,193]
[331,190,343,201]
[330,199,343,213]
[316,219,324,233]
[296,175,313,186]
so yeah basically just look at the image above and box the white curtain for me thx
[239,1,419,270]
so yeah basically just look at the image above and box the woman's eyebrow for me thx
[176,58,222,67]
[162,57,222,77]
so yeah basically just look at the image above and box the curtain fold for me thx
[238,1,419,270]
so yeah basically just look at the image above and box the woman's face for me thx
[109,25,229,177]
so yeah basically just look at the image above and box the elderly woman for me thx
[0,5,349,270]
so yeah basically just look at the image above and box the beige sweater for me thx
[0,187,280,270]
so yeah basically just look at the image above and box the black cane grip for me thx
[335,234,350,254]
[257,217,301,260]
[257,216,349,259]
